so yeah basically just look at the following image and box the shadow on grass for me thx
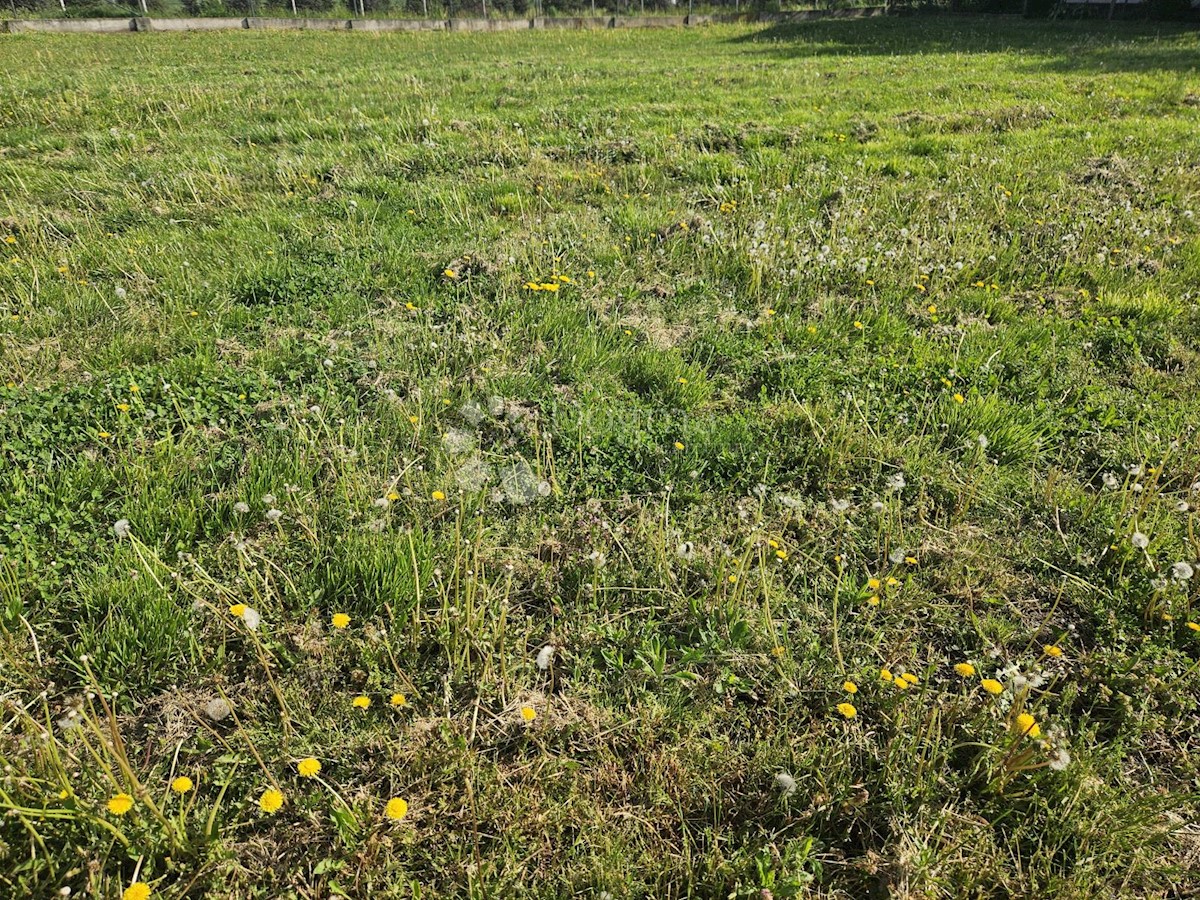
[730,16,1200,73]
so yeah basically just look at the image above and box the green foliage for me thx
[1,17,1199,900]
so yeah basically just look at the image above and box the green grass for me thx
[2,17,1200,899]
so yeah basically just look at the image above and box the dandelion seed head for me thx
[1048,747,1071,771]
[204,698,232,722]
[774,772,797,796]
[113,519,132,540]
[242,608,261,630]
[1171,562,1194,581]
[234,501,250,514]
[536,645,556,670]
[1131,531,1149,550]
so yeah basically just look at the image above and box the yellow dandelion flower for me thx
[432,490,446,501]
[297,757,321,778]
[385,797,409,820]
[953,393,965,404]
[229,603,247,617]
[843,681,858,694]
[674,441,684,451]
[885,577,900,587]
[901,672,919,684]
[390,692,408,706]
[866,595,880,606]
[129,384,140,393]
[116,403,130,412]
[98,431,112,439]
[836,702,857,719]
[107,793,134,815]
[408,415,419,424]
[981,679,1004,695]
[122,883,151,900]
[728,574,738,584]
[853,321,864,330]
[954,663,976,677]
[1187,622,1200,632]
[904,556,918,564]
[352,695,371,710]
[520,706,537,723]
[880,668,892,681]
[443,268,457,278]
[867,577,881,591]
[170,776,193,794]
[259,788,284,813]
[1043,644,1063,657]
[775,549,788,561]
[893,676,910,690]
[331,613,350,629]
[1014,712,1041,738]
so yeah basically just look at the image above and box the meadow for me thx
[2,16,1200,899]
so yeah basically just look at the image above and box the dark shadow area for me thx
[731,15,1200,73]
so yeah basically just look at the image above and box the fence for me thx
[2,6,887,29]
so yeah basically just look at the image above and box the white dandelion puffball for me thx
[265,508,283,523]
[1048,747,1071,771]
[242,608,261,630]
[113,519,132,540]
[774,772,797,796]
[885,472,906,492]
[536,645,555,670]
[1171,562,1194,581]
[1101,472,1119,489]
[1131,532,1149,550]
[234,501,250,515]
[204,698,232,722]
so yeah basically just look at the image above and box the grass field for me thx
[2,17,1200,899]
